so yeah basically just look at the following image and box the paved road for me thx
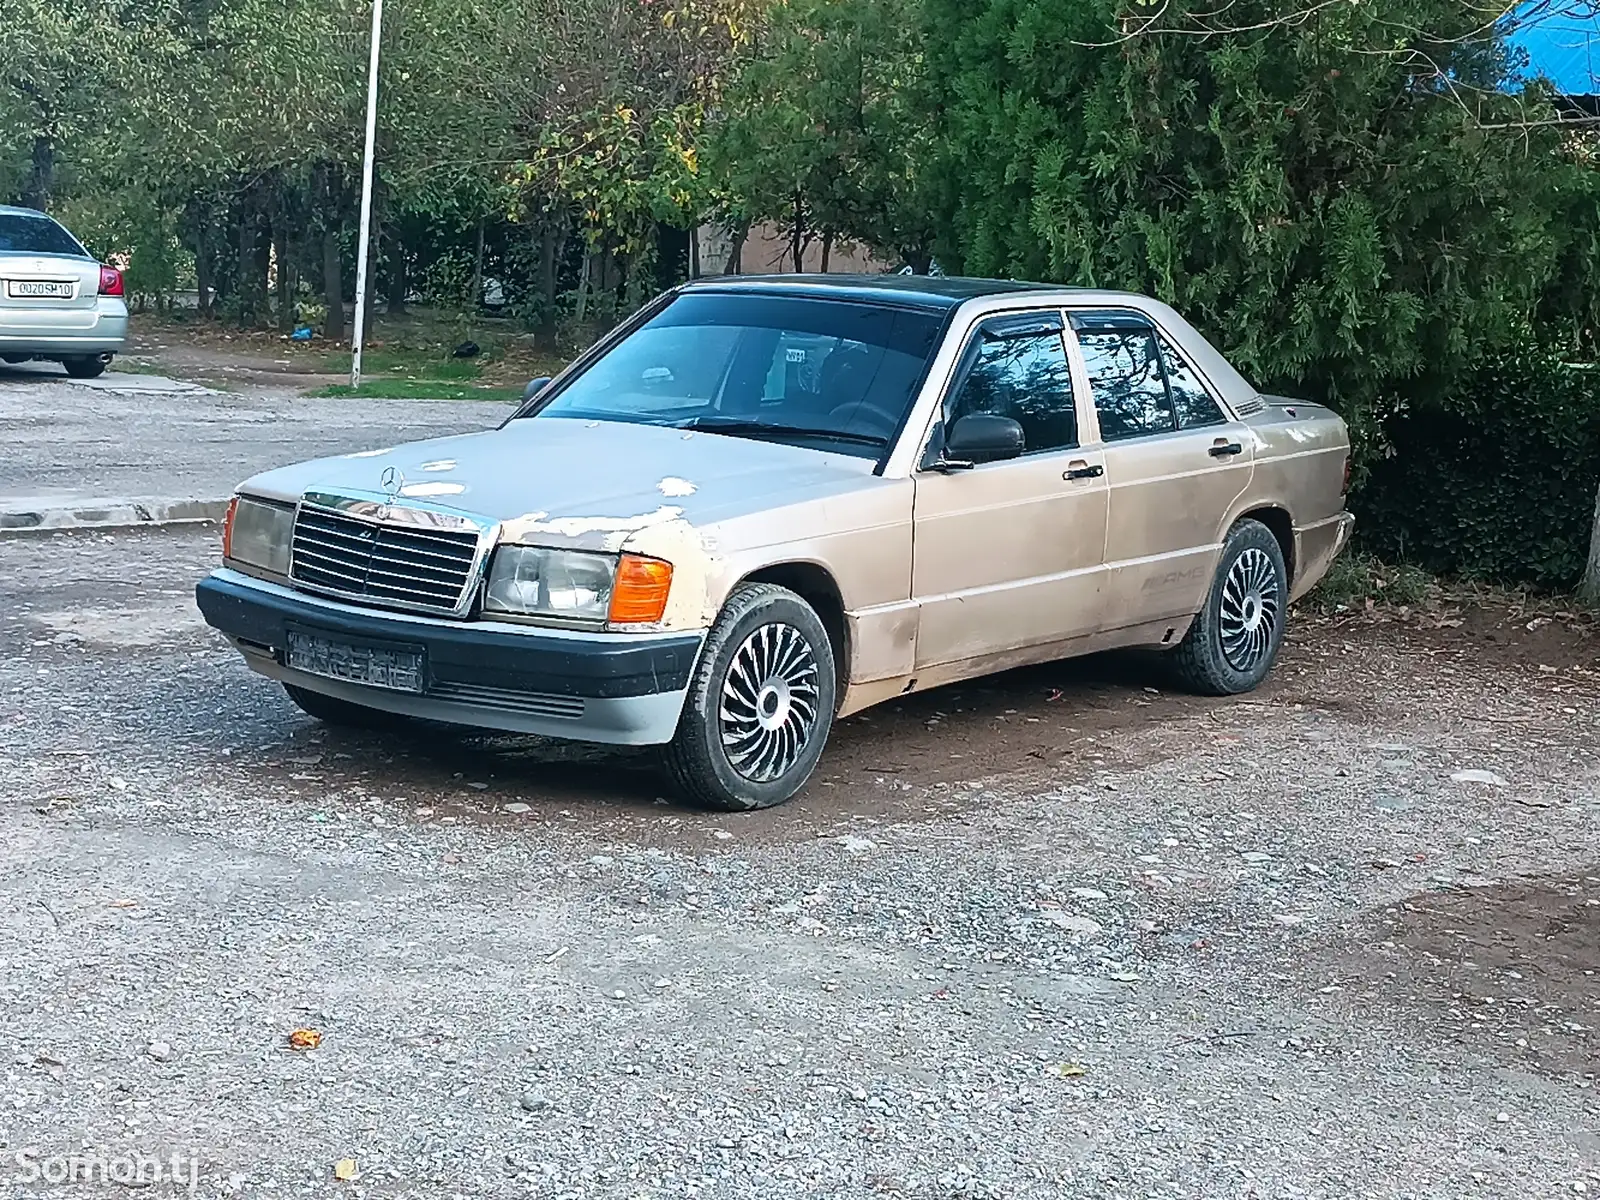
[0,365,511,527]
[1,527,1596,1198]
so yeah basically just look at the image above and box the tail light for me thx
[98,265,124,297]
[222,496,239,559]
[1341,457,1351,496]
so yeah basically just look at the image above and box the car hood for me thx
[238,415,878,552]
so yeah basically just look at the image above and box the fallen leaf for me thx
[1050,1062,1087,1078]
[333,1159,358,1181]
[288,1028,323,1051]
[107,899,138,909]
[442,853,463,865]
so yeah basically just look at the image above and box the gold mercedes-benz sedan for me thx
[197,276,1354,811]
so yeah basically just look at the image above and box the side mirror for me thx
[522,376,552,403]
[944,413,1025,465]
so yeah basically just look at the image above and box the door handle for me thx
[1064,462,1104,481]
[1209,441,1244,458]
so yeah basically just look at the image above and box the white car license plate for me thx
[6,280,74,299]
[285,630,425,693]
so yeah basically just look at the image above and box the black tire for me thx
[1170,518,1289,696]
[282,682,405,730]
[662,583,838,811]
[62,355,108,379]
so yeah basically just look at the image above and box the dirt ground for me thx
[2,529,1597,1198]
[120,310,564,391]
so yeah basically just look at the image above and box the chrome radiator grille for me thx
[290,502,482,613]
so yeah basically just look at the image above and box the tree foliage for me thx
[711,0,935,269]
[922,0,1600,453]
[6,0,1600,584]
[1,0,748,325]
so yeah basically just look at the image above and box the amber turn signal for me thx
[221,495,239,558]
[608,554,674,624]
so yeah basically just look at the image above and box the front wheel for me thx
[282,683,405,730]
[62,355,109,379]
[663,583,838,811]
[1170,518,1288,696]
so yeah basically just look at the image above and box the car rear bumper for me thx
[0,298,127,355]
[1291,511,1356,602]
[195,569,704,745]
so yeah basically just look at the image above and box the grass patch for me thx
[1309,551,1435,612]
[320,348,483,381]
[308,380,522,402]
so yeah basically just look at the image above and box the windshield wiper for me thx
[674,417,888,448]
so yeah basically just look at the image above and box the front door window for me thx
[946,316,1079,455]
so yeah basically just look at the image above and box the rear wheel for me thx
[663,583,838,811]
[62,355,109,379]
[1170,518,1288,696]
[282,683,405,730]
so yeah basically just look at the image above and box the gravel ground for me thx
[1,527,1596,1199]
[0,368,510,515]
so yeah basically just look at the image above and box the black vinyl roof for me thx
[681,273,1073,312]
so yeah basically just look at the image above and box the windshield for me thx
[523,292,944,458]
[0,213,88,257]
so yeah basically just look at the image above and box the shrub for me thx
[921,0,1600,464]
[1357,354,1600,589]
[1308,552,1434,613]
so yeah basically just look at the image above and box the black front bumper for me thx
[195,573,702,699]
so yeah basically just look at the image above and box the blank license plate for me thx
[285,630,425,693]
[7,280,74,299]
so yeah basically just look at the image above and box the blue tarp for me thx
[1508,2,1600,95]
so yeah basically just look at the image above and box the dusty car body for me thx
[196,276,1353,810]
[0,206,127,377]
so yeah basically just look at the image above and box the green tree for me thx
[711,0,934,270]
[922,0,1600,450]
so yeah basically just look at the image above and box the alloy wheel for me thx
[719,622,822,782]
[1219,547,1282,672]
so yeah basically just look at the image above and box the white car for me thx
[0,205,128,378]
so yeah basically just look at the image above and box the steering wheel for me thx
[826,400,900,438]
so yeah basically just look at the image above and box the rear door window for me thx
[1072,313,1176,442]
[1072,311,1235,439]
[0,214,88,257]
[1157,335,1228,429]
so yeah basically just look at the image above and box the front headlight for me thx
[225,495,294,576]
[484,547,616,622]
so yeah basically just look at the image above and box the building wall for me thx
[696,222,891,276]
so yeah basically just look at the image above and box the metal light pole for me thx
[349,0,384,389]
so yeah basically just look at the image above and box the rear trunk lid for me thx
[0,254,101,317]
[0,212,101,325]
